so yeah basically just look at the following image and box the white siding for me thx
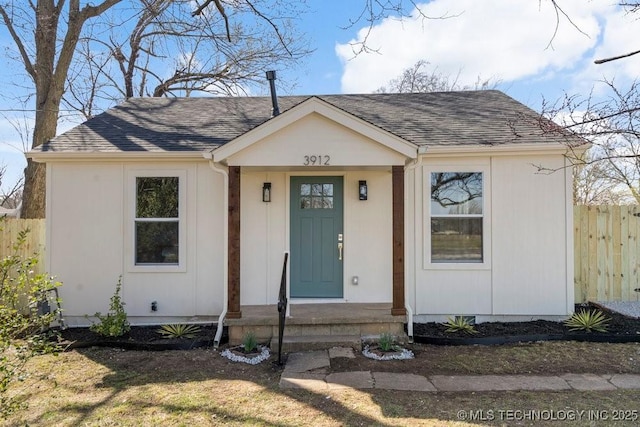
[47,161,225,325]
[240,169,393,305]
[227,113,407,167]
[409,152,572,319]
[48,163,125,318]
[491,155,569,315]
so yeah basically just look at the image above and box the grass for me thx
[5,341,640,426]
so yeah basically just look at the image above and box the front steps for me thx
[274,335,362,353]
[225,303,407,352]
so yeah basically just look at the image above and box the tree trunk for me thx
[19,0,121,218]
[21,161,46,218]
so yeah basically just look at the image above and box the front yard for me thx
[6,341,640,426]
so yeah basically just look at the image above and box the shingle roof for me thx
[33,91,581,153]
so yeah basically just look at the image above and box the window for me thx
[299,183,334,209]
[430,172,483,263]
[135,177,180,265]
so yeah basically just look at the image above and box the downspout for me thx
[402,145,427,343]
[205,153,228,348]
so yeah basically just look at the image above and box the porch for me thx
[225,303,407,351]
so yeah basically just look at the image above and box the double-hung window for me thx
[135,176,180,265]
[430,172,484,263]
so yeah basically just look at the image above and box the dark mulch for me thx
[56,324,224,350]
[413,303,640,345]
[55,303,640,350]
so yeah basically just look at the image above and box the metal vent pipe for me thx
[265,70,280,117]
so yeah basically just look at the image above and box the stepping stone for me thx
[373,372,436,391]
[329,347,356,359]
[429,375,570,392]
[609,374,640,389]
[326,371,374,390]
[284,350,330,374]
[561,374,617,391]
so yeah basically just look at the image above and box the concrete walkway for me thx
[279,348,640,392]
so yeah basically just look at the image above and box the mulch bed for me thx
[413,303,640,345]
[54,303,640,350]
[56,324,224,351]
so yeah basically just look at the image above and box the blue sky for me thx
[2,0,640,194]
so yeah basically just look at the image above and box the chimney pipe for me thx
[266,70,280,117]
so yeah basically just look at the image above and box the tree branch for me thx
[191,0,231,42]
[245,0,292,56]
[594,48,640,64]
[0,6,36,79]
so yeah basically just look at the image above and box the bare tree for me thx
[0,0,309,217]
[62,0,309,121]
[573,152,633,205]
[539,79,640,203]
[342,1,456,56]
[0,164,24,210]
[0,0,122,218]
[376,60,499,93]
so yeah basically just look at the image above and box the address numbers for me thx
[303,155,330,166]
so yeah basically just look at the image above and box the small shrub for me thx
[90,276,130,337]
[564,309,610,333]
[1,220,62,419]
[242,331,258,353]
[378,332,397,352]
[157,324,201,339]
[444,316,478,334]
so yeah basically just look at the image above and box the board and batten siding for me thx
[45,161,225,325]
[409,153,573,320]
[239,169,393,305]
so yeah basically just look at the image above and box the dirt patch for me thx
[331,341,640,376]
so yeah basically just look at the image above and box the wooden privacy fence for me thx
[574,205,640,303]
[0,218,46,274]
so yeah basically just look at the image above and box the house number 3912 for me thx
[303,155,330,166]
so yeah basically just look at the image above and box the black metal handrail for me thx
[277,252,289,365]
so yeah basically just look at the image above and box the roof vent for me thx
[265,70,280,117]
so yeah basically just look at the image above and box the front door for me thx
[290,176,344,298]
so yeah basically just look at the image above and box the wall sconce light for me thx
[358,180,367,200]
[262,182,272,202]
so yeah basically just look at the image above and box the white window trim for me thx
[423,164,491,270]
[126,169,187,273]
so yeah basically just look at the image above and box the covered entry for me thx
[211,96,417,319]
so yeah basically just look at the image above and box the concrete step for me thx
[272,334,362,353]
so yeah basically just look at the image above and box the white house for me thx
[29,90,582,339]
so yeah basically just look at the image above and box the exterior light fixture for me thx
[358,180,367,200]
[263,182,272,202]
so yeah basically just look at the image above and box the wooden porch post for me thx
[391,165,406,316]
[227,165,242,319]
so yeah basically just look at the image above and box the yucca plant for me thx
[242,331,258,353]
[444,316,478,334]
[564,309,610,333]
[378,332,397,352]
[157,324,201,339]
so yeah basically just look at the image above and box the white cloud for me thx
[570,7,640,96]
[336,0,627,94]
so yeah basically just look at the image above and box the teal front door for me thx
[290,176,344,298]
